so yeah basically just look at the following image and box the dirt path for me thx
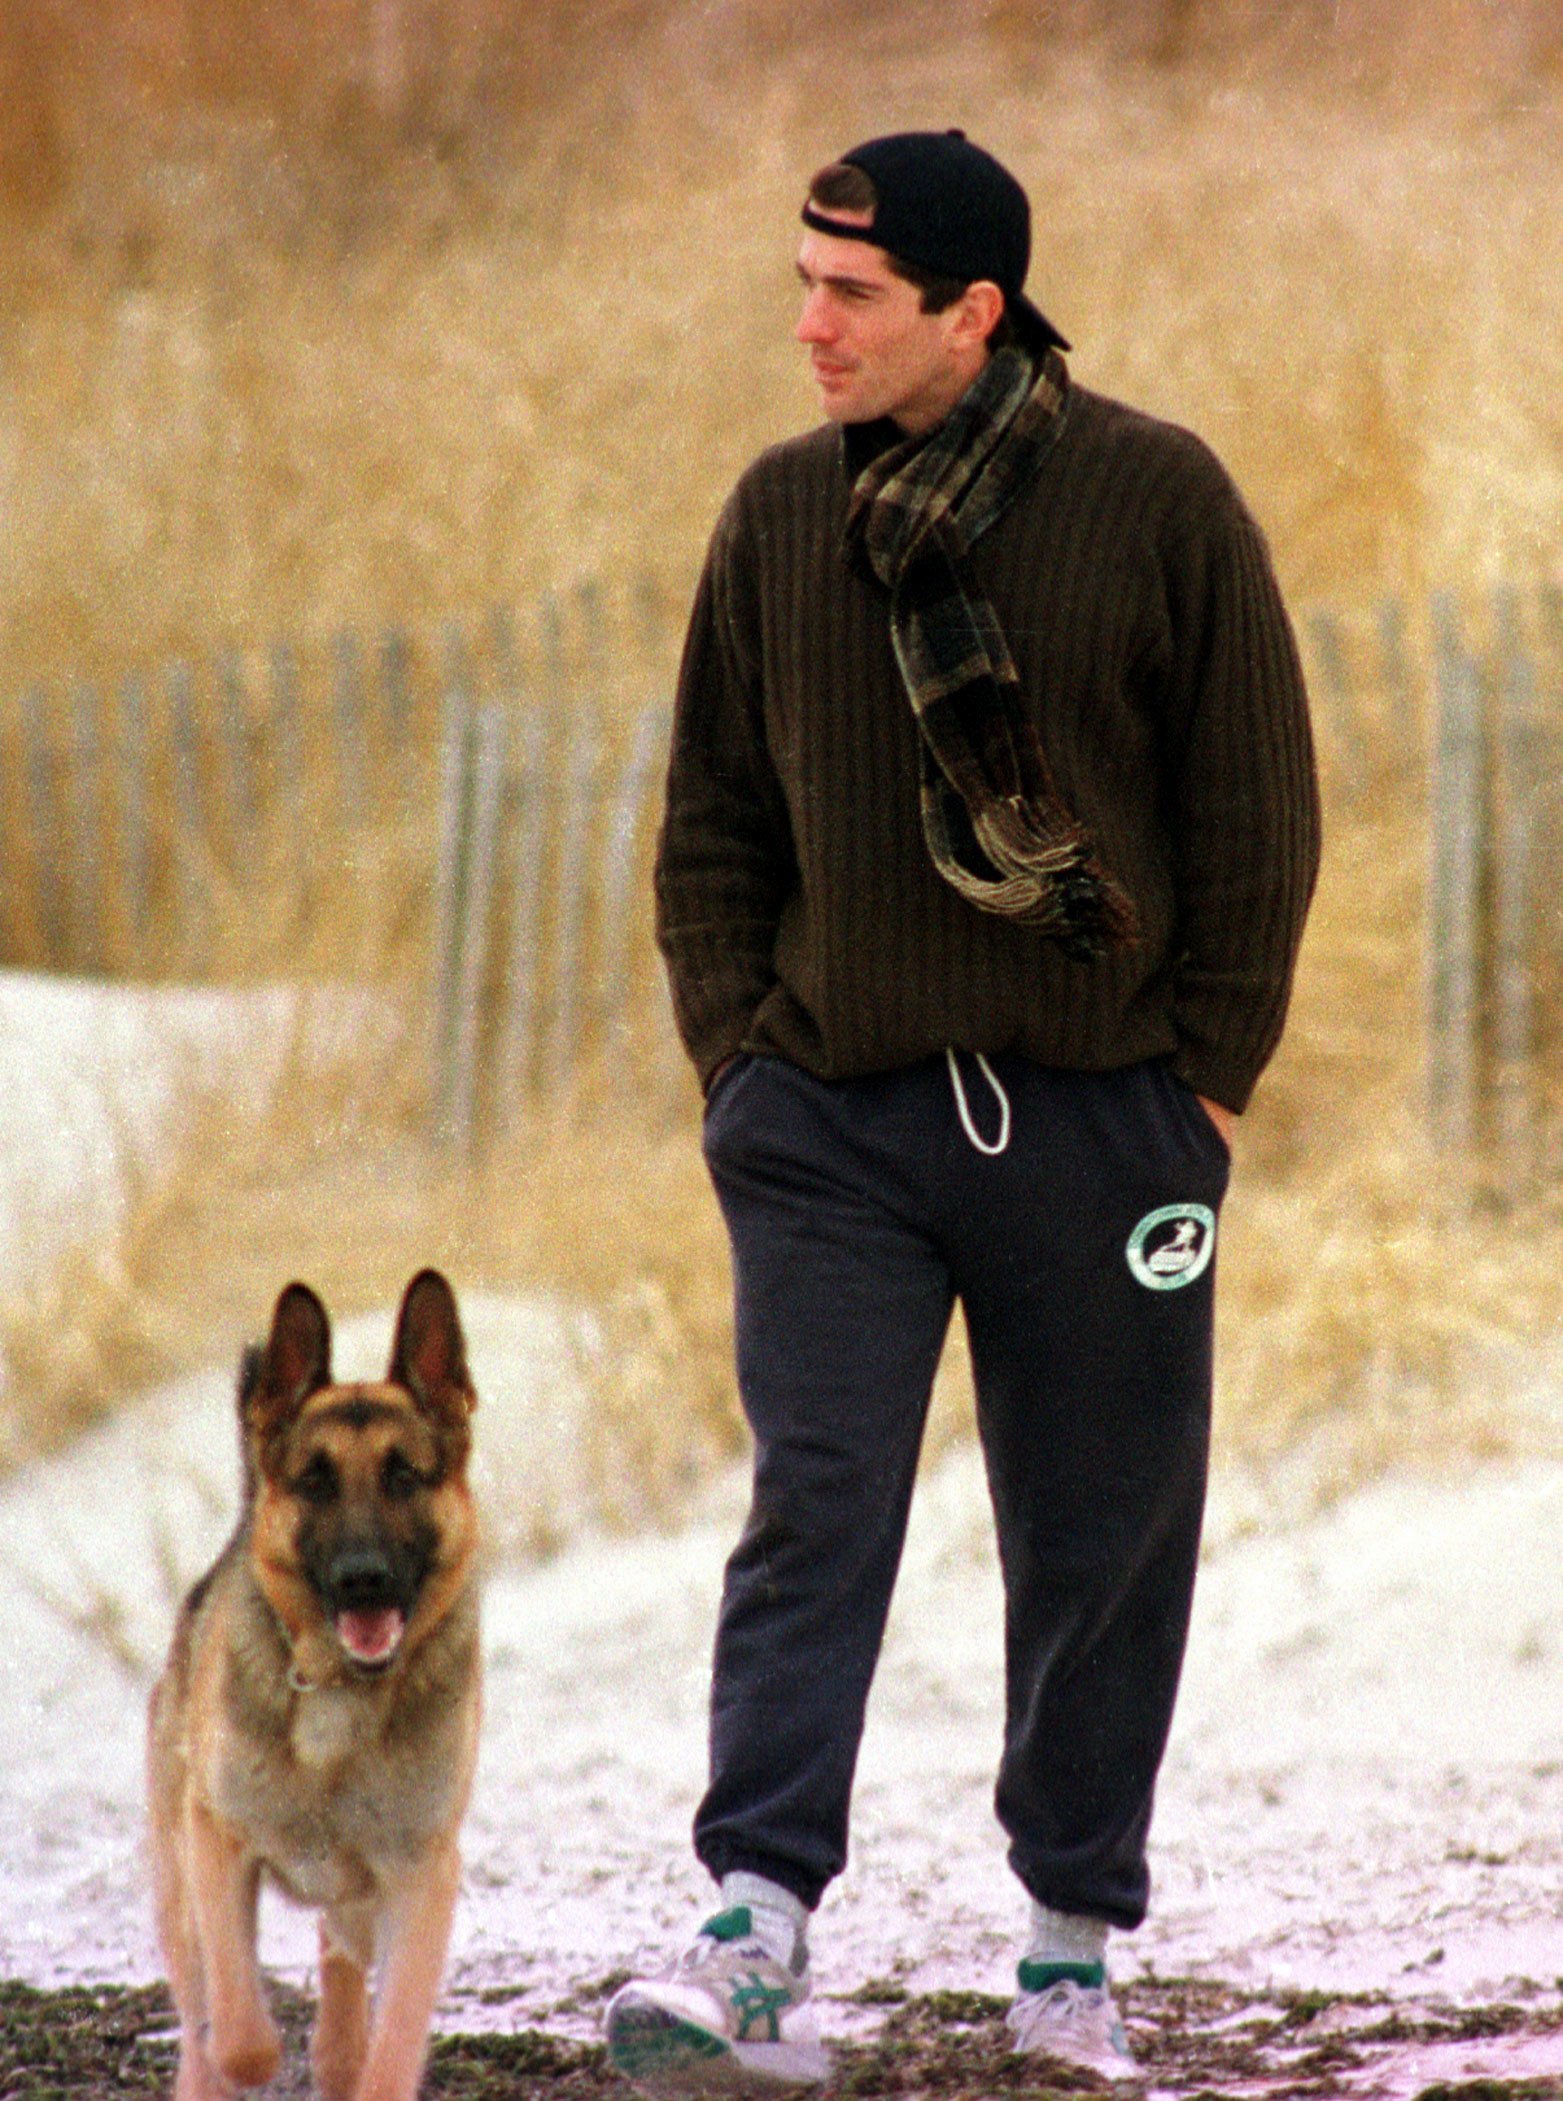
[4,1976,1560,2101]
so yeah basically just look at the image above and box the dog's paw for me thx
[212,2018,283,2090]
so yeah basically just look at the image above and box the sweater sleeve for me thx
[1158,476,1322,1113]
[654,490,797,1089]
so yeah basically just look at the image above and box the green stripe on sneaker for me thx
[701,1906,755,1942]
[1017,1958,1106,1993]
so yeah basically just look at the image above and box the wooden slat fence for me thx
[0,584,684,1151]
[7,582,1563,1162]
[1306,585,1563,1181]
[1,628,431,979]
[429,671,675,1152]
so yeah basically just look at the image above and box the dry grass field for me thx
[6,0,1563,678]
[4,1,1563,1513]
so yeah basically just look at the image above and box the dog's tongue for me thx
[335,1607,405,1665]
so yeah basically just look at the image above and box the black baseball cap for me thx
[801,128,1070,353]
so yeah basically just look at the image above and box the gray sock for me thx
[1025,1900,1108,1969]
[720,1871,809,1970]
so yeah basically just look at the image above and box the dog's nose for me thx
[328,1548,397,1608]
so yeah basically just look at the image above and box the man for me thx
[607,130,1319,2090]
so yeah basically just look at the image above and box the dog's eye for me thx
[294,1454,340,1505]
[381,1450,422,1501]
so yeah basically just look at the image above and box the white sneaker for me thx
[1005,1966,1140,2083]
[605,1906,830,2093]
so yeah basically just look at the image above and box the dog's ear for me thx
[388,1269,475,1437]
[245,1283,333,1453]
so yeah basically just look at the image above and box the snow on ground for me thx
[1,970,1561,2071]
[0,969,390,1309]
[0,970,287,1284]
[3,1302,1561,2033]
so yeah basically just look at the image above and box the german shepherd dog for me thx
[147,1270,481,2101]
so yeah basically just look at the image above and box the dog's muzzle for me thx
[325,1549,410,1671]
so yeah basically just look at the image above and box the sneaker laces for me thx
[661,1911,810,2050]
[1006,1976,1130,2057]
[675,1909,808,1995]
[679,1928,778,1976]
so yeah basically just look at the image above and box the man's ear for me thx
[952,279,1006,349]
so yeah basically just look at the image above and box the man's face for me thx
[794,223,979,435]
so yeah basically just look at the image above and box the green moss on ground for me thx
[0,1975,1559,2101]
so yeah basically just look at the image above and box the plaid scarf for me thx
[846,345,1138,959]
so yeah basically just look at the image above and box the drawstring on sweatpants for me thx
[945,1048,1012,1156]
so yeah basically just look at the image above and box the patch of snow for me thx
[0,969,392,1300]
[1,965,1559,2032]
[2,1326,1561,2028]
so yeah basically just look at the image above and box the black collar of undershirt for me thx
[840,416,907,480]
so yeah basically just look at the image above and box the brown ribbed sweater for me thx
[654,373,1321,1113]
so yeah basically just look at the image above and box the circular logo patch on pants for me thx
[1126,1203,1217,1290]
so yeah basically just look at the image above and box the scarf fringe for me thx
[851,346,1139,958]
[927,786,1139,960]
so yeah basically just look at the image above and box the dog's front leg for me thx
[352,1842,462,2101]
[149,1817,218,2101]
[313,1910,373,2101]
[183,1798,281,2091]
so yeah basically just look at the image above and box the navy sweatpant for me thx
[693,1050,1230,1930]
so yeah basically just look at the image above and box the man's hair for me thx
[806,161,1016,346]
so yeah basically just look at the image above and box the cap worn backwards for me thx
[801,128,1070,353]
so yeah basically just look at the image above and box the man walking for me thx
[608,130,1319,2089]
